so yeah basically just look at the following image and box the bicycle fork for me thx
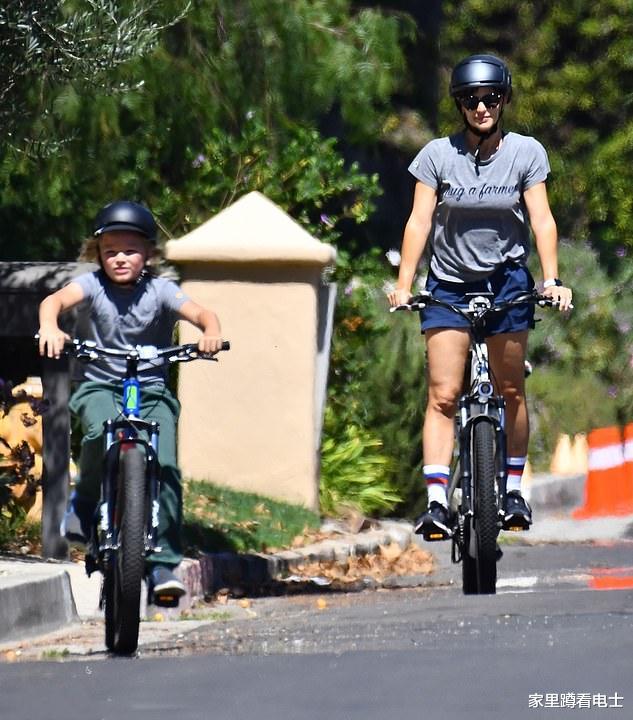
[450,401,508,564]
[95,420,162,557]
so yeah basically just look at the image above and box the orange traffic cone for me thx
[620,422,633,513]
[573,425,633,518]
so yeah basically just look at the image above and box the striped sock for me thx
[424,464,450,507]
[506,456,527,493]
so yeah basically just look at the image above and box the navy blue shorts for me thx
[420,262,536,336]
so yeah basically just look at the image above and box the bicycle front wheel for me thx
[465,420,498,595]
[103,446,147,654]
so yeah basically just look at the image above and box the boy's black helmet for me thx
[450,54,512,101]
[93,200,157,242]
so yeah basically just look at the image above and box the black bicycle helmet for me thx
[450,54,512,101]
[93,200,158,242]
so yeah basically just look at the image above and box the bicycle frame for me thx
[448,293,508,523]
[98,350,161,559]
[66,340,228,572]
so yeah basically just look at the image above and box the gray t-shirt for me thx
[408,131,551,282]
[72,270,190,384]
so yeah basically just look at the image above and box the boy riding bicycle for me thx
[38,200,224,601]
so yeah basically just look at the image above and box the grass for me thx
[0,499,41,554]
[40,648,70,659]
[182,479,320,555]
[0,480,321,557]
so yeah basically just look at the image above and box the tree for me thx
[0,0,183,153]
[0,0,412,259]
[439,0,633,267]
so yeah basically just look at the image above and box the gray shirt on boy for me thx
[408,131,550,283]
[72,270,190,384]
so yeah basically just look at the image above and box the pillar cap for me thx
[165,192,337,266]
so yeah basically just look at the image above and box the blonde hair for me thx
[78,235,160,268]
[77,235,178,278]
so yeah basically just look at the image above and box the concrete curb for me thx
[202,523,412,592]
[0,565,77,643]
[147,521,418,618]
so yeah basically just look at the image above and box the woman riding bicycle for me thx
[387,54,572,540]
[38,200,224,600]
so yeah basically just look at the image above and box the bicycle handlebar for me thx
[390,291,569,323]
[62,338,230,363]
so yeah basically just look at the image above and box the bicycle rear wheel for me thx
[103,446,147,654]
[462,421,498,595]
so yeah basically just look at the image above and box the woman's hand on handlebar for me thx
[387,287,413,308]
[541,283,573,312]
[37,326,71,359]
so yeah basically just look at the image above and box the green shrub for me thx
[319,413,400,517]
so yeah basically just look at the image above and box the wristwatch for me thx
[543,278,563,288]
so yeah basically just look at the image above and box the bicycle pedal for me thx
[422,528,454,542]
[150,593,180,608]
[84,553,99,577]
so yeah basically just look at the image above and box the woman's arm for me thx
[178,300,224,353]
[38,281,86,358]
[387,181,437,306]
[524,181,572,311]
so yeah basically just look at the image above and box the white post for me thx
[165,192,337,511]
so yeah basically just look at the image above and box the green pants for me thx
[69,381,183,567]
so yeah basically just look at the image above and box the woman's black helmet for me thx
[93,200,158,242]
[450,54,512,101]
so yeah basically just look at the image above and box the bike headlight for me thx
[477,381,494,399]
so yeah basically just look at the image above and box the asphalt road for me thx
[1,541,632,720]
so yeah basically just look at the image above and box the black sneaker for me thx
[60,492,95,548]
[502,491,532,531]
[148,565,186,606]
[414,501,453,541]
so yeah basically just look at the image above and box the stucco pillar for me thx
[165,192,336,511]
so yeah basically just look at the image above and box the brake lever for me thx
[389,301,426,313]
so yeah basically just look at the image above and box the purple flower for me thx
[344,277,362,295]
[616,246,627,258]
[320,214,334,228]
[607,386,618,398]
[192,154,206,169]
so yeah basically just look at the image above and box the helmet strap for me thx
[461,107,504,175]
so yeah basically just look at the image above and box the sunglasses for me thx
[459,91,503,111]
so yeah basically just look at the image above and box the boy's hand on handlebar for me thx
[387,288,412,308]
[198,334,225,354]
[37,327,71,359]
[542,284,573,312]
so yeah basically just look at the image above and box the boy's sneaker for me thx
[414,501,453,541]
[502,491,532,531]
[148,565,186,605]
[60,492,94,548]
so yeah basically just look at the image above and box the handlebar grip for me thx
[221,340,230,351]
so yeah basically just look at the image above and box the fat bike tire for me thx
[103,447,146,654]
[471,421,498,594]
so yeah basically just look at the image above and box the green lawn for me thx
[0,480,321,557]
[182,479,320,555]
